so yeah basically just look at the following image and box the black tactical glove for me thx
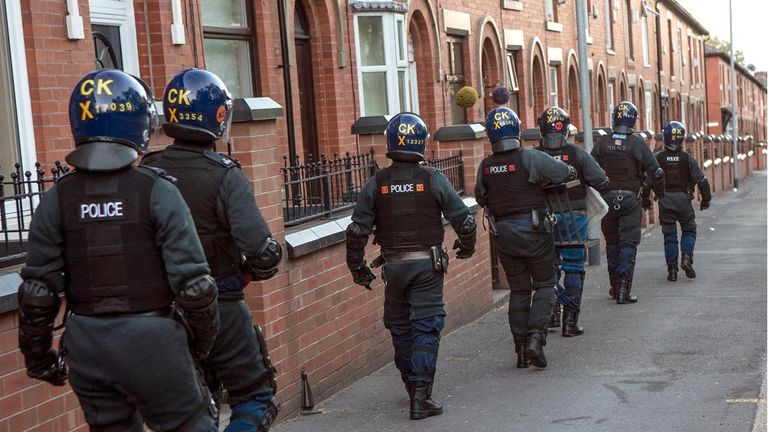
[641,196,653,210]
[177,275,220,360]
[26,349,67,386]
[700,200,710,211]
[350,261,376,290]
[452,238,475,259]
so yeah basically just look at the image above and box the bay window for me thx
[354,13,410,116]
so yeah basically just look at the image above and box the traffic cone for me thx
[300,367,321,415]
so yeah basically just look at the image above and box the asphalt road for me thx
[273,171,767,432]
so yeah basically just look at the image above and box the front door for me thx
[294,4,319,162]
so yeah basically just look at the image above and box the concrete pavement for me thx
[272,171,767,432]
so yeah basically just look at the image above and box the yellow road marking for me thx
[726,398,766,404]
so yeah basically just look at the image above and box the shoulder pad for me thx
[135,165,177,183]
[204,152,240,169]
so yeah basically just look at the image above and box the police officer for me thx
[644,121,711,281]
[476,107,574,369]
[591,101,665,304]
[535,106,608,337]
[142,68,281,431]
[346,112,476,420]
[18,69,219,431]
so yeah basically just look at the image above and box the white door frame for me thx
[89,0,140,76]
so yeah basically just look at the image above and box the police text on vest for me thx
[79,202,124,220]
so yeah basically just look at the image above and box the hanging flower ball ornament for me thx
[491,85,511,105]
[455,86,479,108]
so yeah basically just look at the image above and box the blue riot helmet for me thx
[612,101,638,134]
[538,106,570,150]
[162,68,234,145]
[384,112,429,162]
[485,107,521,153]
[67,69,159,171]
[663,121,686,152]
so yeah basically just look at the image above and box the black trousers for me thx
[495,220,557,343]
[64,315,215,432]
[202,300,274,405]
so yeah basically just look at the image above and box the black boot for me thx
[667,264,678,281]
[617,278,638,304]
[514,342,529,368]
[409,383,443,420]
[548,302,561,329]
[680,254,696,279]
[524,333,547,368]
[562,307,584,337]
[404,379,413,399]
[608,273,618,299]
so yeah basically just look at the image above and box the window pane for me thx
[362,71,388,116]
[452,42,464,74]
[201,0,247,28]
[641,16,650,64]
[545,0,555,22]
[396,19,405,62]
[204,38,253,97]
[358,16,385,66]
[398,70,407,112]
[605,0,613,49]
[507,53,519,91]
[549,67,558,106]
[0,9,20,171]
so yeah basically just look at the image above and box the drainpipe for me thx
[277,0,298,165]
[654,0,665,128]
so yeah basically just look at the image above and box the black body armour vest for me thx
[373,164,444,251]
[658,150,691,192]
[538,145,587,203]
[58,167,174,315]
[481,150,547,217]
[142,146,241,278]
[597,134,642,192]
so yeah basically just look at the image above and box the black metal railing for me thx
[1,161,70,268]
[281,151,378,227]
[424,151,465,194]
[280,150,467,227]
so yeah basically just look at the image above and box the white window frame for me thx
[641,15,650,66]
[549,66,559,106]
[678,27,684,83]
[545,0,556,22]
[88,0,140,75]
[353,12,410,116]
[506,51,519,92]
[681,97,686,124]
[3,0,36,172]
[607,81,615,117]
[407,33,419,114]
[644,88,653,131]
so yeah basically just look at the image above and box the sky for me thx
[675,0,768,72]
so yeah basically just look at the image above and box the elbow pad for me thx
[454,214,477,249]
[652,168,666,198]
[177,275,220,359]
[566,165,577,182]
[18,279,60,360]
[346,222,369,270]
[245,237,283,281]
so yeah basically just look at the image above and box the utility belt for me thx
[497,209,557,233]
[74,305,174,319]
[373,246,449,274]
[218,290,246,304]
